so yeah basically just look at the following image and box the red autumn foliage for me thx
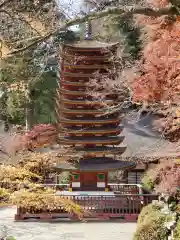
[154,160,180,196]
[153,117,180,142]
[151,106,180,142]
[132,0,180,104]
[12,124,58,152]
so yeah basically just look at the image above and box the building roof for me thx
[121,112,180,159]
[63,40,119,49]
[54,157,136,172]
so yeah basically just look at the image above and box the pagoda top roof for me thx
[63,40,119,49]
[53,157,135,172]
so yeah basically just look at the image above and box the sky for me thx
[56,0,86,17]
[56,0,87,31]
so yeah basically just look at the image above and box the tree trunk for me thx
[0,90,9,132]
[25,88,34,131]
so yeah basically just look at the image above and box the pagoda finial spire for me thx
[85,20,92,40]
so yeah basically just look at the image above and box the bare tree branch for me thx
[8,31,57,55]
[7,5,179,55]
[0,0,13,9]
[82,5,178,18]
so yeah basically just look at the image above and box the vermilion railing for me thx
[58,194,158,214]
[16,194,158,221]
[108,184,142,194]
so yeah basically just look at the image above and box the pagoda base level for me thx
[14,213,138,222]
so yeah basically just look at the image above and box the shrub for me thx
[0,165,41,183]
[134,210,169,240]
[0,165,41,191]
[0,188,10,202]
[137,203,162,225]
[134,203,169,240]
[11,189,84,219]
[141,171,155,191]
[58,172,70,184]
[174,219,180,240]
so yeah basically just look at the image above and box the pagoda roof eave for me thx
[57,136,124,145]
[61,54,112,61]
[74,146,126,154]
[60,81,87,87]
[57,126,123,135]
[63,64,113,69]
[58,117,120,125]
[58,108,120,115]
[62,40,119,50]
[63,72,99,78]
[58,98,113,105]
[53,159,135,172]
[58,89,87,96]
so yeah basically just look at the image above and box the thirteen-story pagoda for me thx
[55,22,135,192]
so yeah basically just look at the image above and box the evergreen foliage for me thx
[0,29,79,127]
[103,14,141,60]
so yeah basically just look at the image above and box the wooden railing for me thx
[15,193,159,221]
[18,194,158,215]
[108,184,142,194]
[59,194,158,215]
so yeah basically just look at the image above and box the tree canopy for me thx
[1,0,180,55]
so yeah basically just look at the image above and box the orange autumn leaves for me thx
[132,0,180,104]
[143,160,180,196]
[7,124,58,154]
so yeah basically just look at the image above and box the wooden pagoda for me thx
[14,25,158,223]
[55,28,136,192]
